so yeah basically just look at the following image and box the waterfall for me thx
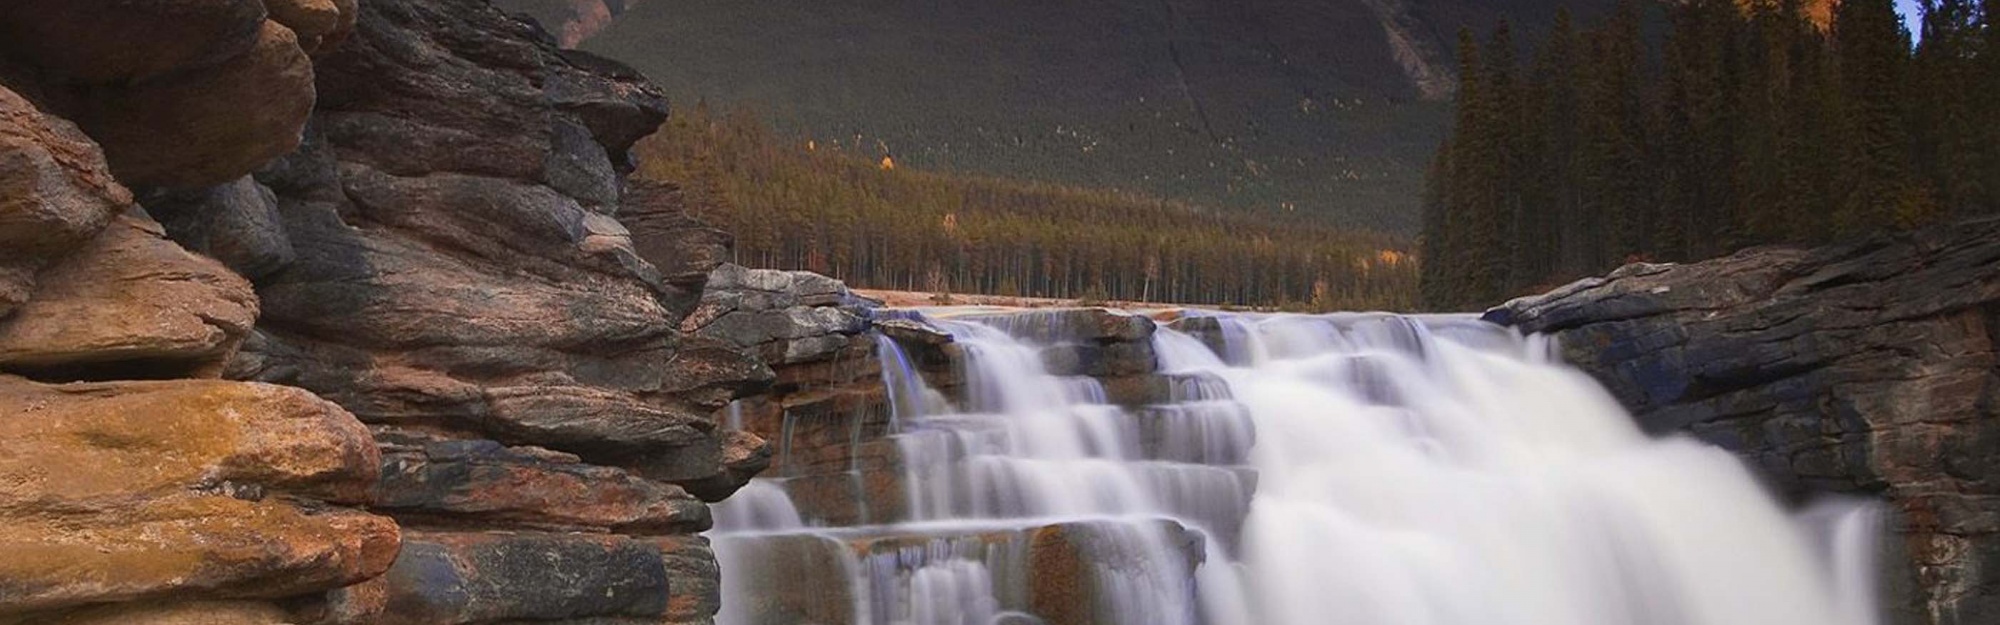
[709,310,1882,625]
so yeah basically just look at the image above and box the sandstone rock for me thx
[33,600,291,625]
[264,0,360,54]
[1495,216,2000,625]
[373,429,712,534]
[0,376,395,615]
[0,0,267,84]
[621,179,731,297]
[0,86,125,318]
[68,21,316,189]
[327,532,682,625]
[0,212,256,381]
[148,176,297,282]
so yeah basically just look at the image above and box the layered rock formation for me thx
[1494,216,2000,625]
[1,0,761,623]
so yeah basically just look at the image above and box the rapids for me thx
[708,310,1882,625]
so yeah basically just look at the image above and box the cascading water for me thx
[708,309,1882,625]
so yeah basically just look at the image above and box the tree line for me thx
[635,105,1419,310]
[1421,0,2000,311]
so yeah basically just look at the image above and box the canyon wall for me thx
[1494,216,2000,625]
[0,0,761,623]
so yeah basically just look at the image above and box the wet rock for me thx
[950,308,1155,345]
[1496,216,2000,625]
[877,318,954,346]
[327,532,679,625]
[1041,340,1158,377]
[710,533,859,625]
[0,86,125,318]
[373,429,711,534]
[148,176,296,282]
[0,212,257,381]
[0,376,395,615]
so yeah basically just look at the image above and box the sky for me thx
[1898,0,1924,38]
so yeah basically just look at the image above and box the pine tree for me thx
[1576,1,1651,267]
[1912,0,1982,218]
[1831,0,1922,233]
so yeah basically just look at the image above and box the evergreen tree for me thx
[1576,1,1651,266]
[1831,0,1923,233]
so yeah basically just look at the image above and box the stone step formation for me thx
[701,287,1884,625]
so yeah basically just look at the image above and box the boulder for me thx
[373,429,712,534]
[0,86,124,318]
[1495,216,2000,625]
[30,600,291,625]
[148,176,297,282]
[324,532,681,625]
[0,376,396,616]
[66,21,317,189]
[0,0,267,85]
[0,212,256,381]
[263,0,361,54]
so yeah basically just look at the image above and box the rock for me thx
[0,0,267,84]
[148,176,297,282]
[0,212,257,381]
[373,429,712,534]
[686,264,875,367]
[0,86,125,318]
[621,179,731,294]
[949,308,1156,345]
[1495,216,2000,625]
[1040,340,1158,377]
[709,533,859,625]
[0,376,396,615]
[33,600,291,625]
[326,532,681,625]
[263,0,360,54]
[66,21,317,189]
[876,318,954,346]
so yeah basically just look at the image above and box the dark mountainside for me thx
[498,0,1613,234]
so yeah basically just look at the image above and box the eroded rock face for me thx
[0,1,330,189]
[0,87,123,318]
[0,212,257,381]
[1,0,756,622]
[0,376,396,618]
[1495,216,2000,625]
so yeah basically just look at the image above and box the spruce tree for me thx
[1831,0,1922,234]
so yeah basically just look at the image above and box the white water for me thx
[709,310,1882,625]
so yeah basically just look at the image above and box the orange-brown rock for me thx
[0,376,396,616]
[0,86,124,318]
[27,600,291,625]
[264,0,361,54]
[0,212,256,381]
[0,0,267,85]
[67,21,317,188]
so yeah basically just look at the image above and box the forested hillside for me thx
[1421,0,1998,310]
[510,0,1620,235]
[635,106,1418,310]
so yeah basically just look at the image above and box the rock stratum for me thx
[0,0,766,622]
[1494,216,2000,625]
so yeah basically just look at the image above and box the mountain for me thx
[499,0,1616,234]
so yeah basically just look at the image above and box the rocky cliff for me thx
[1493,216,2000,625]
[0,0,763,623]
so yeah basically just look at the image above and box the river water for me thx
[709,310,1881,625]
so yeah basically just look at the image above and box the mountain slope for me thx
[506,0,1613,234]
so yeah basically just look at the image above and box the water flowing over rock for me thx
[1494,216,2000,625]
[708,305,1884,625]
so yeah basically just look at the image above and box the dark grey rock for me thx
[1495,216,2000,625]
